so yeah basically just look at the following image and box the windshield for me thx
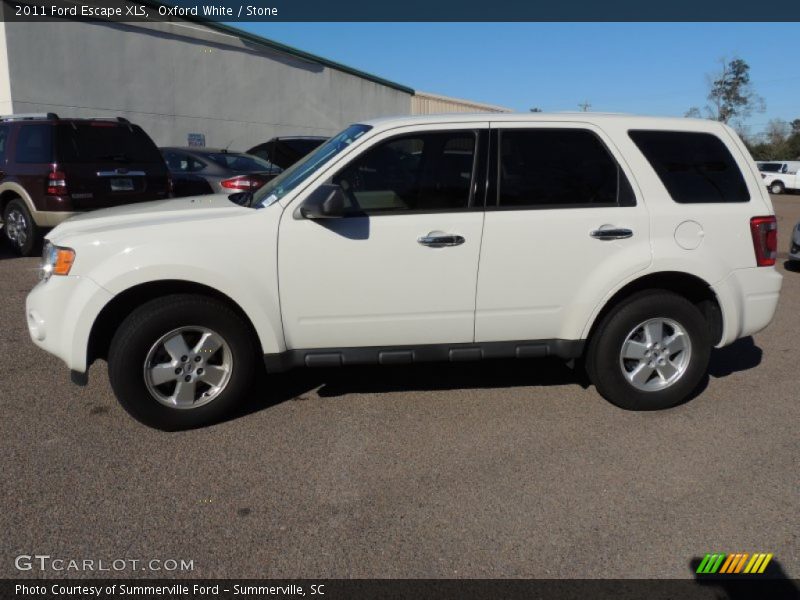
[253,124,372,208]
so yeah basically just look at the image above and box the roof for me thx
[357,112,724,130]
[139,1,414,95]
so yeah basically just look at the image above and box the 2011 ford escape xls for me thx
[25,114,782,430]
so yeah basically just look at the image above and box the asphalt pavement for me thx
[1,196,798,580]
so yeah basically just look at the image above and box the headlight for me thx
[40,241,75,281]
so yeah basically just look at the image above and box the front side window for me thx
[629,130,749,203]
[496,129,633,208]
[15,125,53,163]
[254,124,371,208]
[331,130,477,214]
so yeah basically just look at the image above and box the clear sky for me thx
[235,22,799,139]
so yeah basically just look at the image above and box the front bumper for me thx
[26,275,113,373]
[712,266,783,346]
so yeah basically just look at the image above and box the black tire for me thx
[585,290,711,411]
[769,181,785,195]
[107,294,258,430]
[3,198,40,256]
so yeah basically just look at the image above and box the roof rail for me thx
[0,112,60,121]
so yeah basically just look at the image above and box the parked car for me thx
[247,136,328,169]
[756,160,800,195]
[27,114,782,430]
[789,221,800,264]
[161,147,282,197]
[0,114,170,256]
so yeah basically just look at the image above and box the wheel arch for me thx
[582,271,723,348]
[0,184,35,217]
[87,280,264,367]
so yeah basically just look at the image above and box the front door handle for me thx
[590,227,633,240]
[417,233,465,247]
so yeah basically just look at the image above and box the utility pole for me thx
[578,100,591,112]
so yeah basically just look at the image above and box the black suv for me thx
[0,113,170,255]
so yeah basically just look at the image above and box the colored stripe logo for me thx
[697,552,773,574]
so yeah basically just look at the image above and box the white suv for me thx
[26,114,783,430]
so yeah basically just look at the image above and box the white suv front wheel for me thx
[586,290,711,410]
[108,294,257,430]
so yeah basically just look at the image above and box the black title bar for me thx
[2,0,800,22]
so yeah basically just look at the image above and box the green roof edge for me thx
[137,1,415,95]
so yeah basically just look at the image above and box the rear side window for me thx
[496,129,635,208]
[56,123,163,164]
[206,153,279,174]
[15,125,53,163]
[629,130,749,203]
[162,150,205,173]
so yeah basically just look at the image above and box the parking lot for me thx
[1,195,798,580]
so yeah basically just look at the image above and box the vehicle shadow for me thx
[708,336,762,378]
[0,243,18,260]
[226,337,764,423]
[689,556,799,599]
[783,259,800,273]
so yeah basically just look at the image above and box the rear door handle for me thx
[590,227,633,240]
[417,233,465,247]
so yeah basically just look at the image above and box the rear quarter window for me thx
[629,130,749,203]
[15,124,53,163]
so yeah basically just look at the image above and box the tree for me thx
[792,119,800,135]
[684,107,702,119]
[685,58,765,127]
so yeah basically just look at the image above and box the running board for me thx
[263,339,584,373]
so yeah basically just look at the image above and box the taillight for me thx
[47,167,67,196]
[750,216,777,267]
[220,175,265,191]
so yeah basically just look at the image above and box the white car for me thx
[758,160,800,195]
[26,113,783,430]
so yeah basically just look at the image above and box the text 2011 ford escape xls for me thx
[26,114,782,430]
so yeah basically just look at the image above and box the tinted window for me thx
[759,162,783,173]
[332,131,476,214]
[56,123,163,164]
[497,129,632,208]
[205,152,279,174]
[15,125,53,163]
[629,130,749,203]
[0,126,9,162]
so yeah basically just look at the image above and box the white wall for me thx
[3,20,412,149]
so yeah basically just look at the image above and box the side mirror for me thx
[300,184,347,219]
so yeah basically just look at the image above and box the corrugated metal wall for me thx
[412,91,512,115]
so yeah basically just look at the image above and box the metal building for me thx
[0,18,414,149]
[412,91,512,115]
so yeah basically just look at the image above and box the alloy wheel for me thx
[143,326,233,409]
[618,317,692,392]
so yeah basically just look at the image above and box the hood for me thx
[49,194,247,243]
